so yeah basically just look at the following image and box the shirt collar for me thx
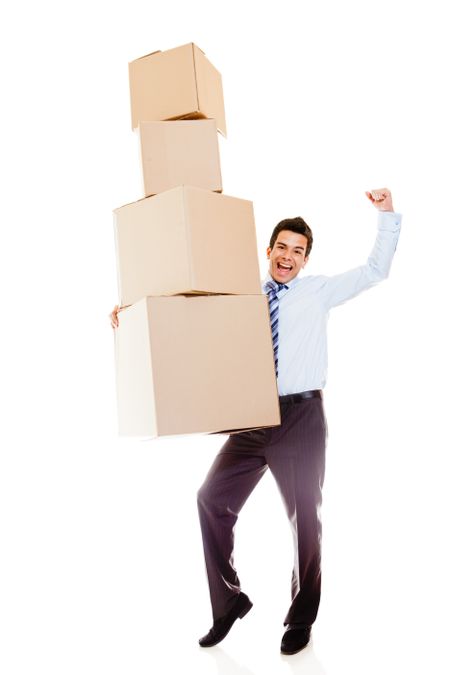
[262,273,301,290]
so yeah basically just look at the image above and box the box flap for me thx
[133,49,161,61]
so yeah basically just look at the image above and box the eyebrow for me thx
[277,242,306,251]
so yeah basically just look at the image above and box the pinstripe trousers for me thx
[197,395,327,626]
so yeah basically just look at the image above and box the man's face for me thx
[266,230,309,284]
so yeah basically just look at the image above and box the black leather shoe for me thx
[199,593,253,647]
[280,624,311,655]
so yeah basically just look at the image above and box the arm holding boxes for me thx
[110,304,130,329]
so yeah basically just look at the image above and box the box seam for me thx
[145,298,159,435]
[191,43,200,113]
[182,187,195,289]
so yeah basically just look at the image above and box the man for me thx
[194,188,401,654]
[109,188,401,655]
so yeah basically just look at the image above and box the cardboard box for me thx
[129,43,227,136]
[114,295,280,437]
[113,186,261,305]
[139,119,222,197]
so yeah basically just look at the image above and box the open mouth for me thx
[277,262,293,272]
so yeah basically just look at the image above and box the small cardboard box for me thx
[138,119,222,197]
[113,186,261,305]
[129,43,227,136]
[114,295,280,437]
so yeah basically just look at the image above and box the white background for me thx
[1,1,449,674]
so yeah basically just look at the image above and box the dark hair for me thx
[269,217,313,257]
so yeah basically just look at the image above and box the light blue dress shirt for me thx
[262,211,402,395]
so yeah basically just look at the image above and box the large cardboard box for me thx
[114,295,280,437]
[113,186,261,305]
[139,119,222,197]
[129,43,227,136]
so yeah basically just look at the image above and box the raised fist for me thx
[365,188,394,212]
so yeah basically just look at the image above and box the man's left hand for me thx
[365,188,394,212]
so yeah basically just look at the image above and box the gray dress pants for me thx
[197,394,327,627]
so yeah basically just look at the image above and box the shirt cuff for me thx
[377,211,402,232]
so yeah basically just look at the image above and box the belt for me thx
[279,390,322,404]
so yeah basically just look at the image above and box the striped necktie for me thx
[263,280,287,377]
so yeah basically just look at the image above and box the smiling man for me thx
[196,188,402,654]
[268,221,310,283]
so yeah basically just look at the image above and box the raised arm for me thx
[320,188,402,310]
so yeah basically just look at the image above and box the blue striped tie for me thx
[263,280,287,377]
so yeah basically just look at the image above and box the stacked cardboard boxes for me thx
[113,43,280,437]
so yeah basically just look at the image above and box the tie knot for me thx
[263,280,287,296]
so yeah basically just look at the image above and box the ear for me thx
[266,246,271,259]
[303,255,309,268]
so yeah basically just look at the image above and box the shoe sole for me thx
[280,640,310,655]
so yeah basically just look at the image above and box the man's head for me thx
[267,217,313,284]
